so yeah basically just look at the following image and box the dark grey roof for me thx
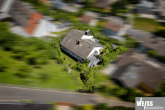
[9,0,37,27]
[60,29,103,60]
[137,0,155,9]
[51,0,67,8]
[157,0,165,16]
[0,0,15,13]
[112,50,165,90]
[0,102,53,110]
[111,63,133,79]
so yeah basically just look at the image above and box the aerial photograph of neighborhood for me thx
[0,0,165,109]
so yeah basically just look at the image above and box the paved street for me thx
[0,86,135,107]
[0,86,95,105]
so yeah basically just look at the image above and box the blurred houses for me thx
[93,0,113,12]
[0,0,67,37]
[103,21,129,41]
[135,0,165,21]
[127,29,165,56]
[110,49,165,93]
[84,11,100,18]
[0,0,14,20]
[51,0,82,12]
[60,29,104,67]
[79,15,98,26]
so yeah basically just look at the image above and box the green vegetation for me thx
[123,35,138,48]
[146,50,158,58]
[110,0,130,16]
[0,22,78,91]
[133,17,163,32]
[146,50,165,63]
[73,103,134,110]
[153,27,165,37]
[0,0,136,92]
[154,80,165,97]
[96,84,145,102]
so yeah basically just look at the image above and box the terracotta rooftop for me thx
[24,12,43,34]
[80,15,93,23]
[104,22,123,32]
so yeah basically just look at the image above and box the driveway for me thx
[0,86,135,107]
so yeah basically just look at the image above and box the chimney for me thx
[85,30,90,36]
[78,40,81,44]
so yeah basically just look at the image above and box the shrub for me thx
[146,50,158,58]
[64,66,69,72]
[82,104,94,110]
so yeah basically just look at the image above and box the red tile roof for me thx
[104,22,123,32]
[24,12,43,35]
[80,15,93,23]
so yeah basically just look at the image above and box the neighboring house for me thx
[93,0,113,12]
[80,15,98,26]
[138,37,165,56]
[127,29,165,56]
[135,0,165,21]
[156,0,165,21]
[0,102,53,110]
[0,0,14,20]
[51,0,79,12]
[0,0,66,37]
[110,49,165,93]
[103,22,128,41]
[60,29,104,67]
[136,0,156,14]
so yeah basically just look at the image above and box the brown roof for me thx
[112,50,165,90]
[93,0,109,8]
[104,22,123,32]
[157,0,165,16]
[60,29,103,60]
[141,37,165,56]
[80,15,93,23]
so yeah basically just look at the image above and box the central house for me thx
[60,29,104,67]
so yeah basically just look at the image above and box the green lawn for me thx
[0,49,79,91]
[61,52,77,65]
[133,17,163,32]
